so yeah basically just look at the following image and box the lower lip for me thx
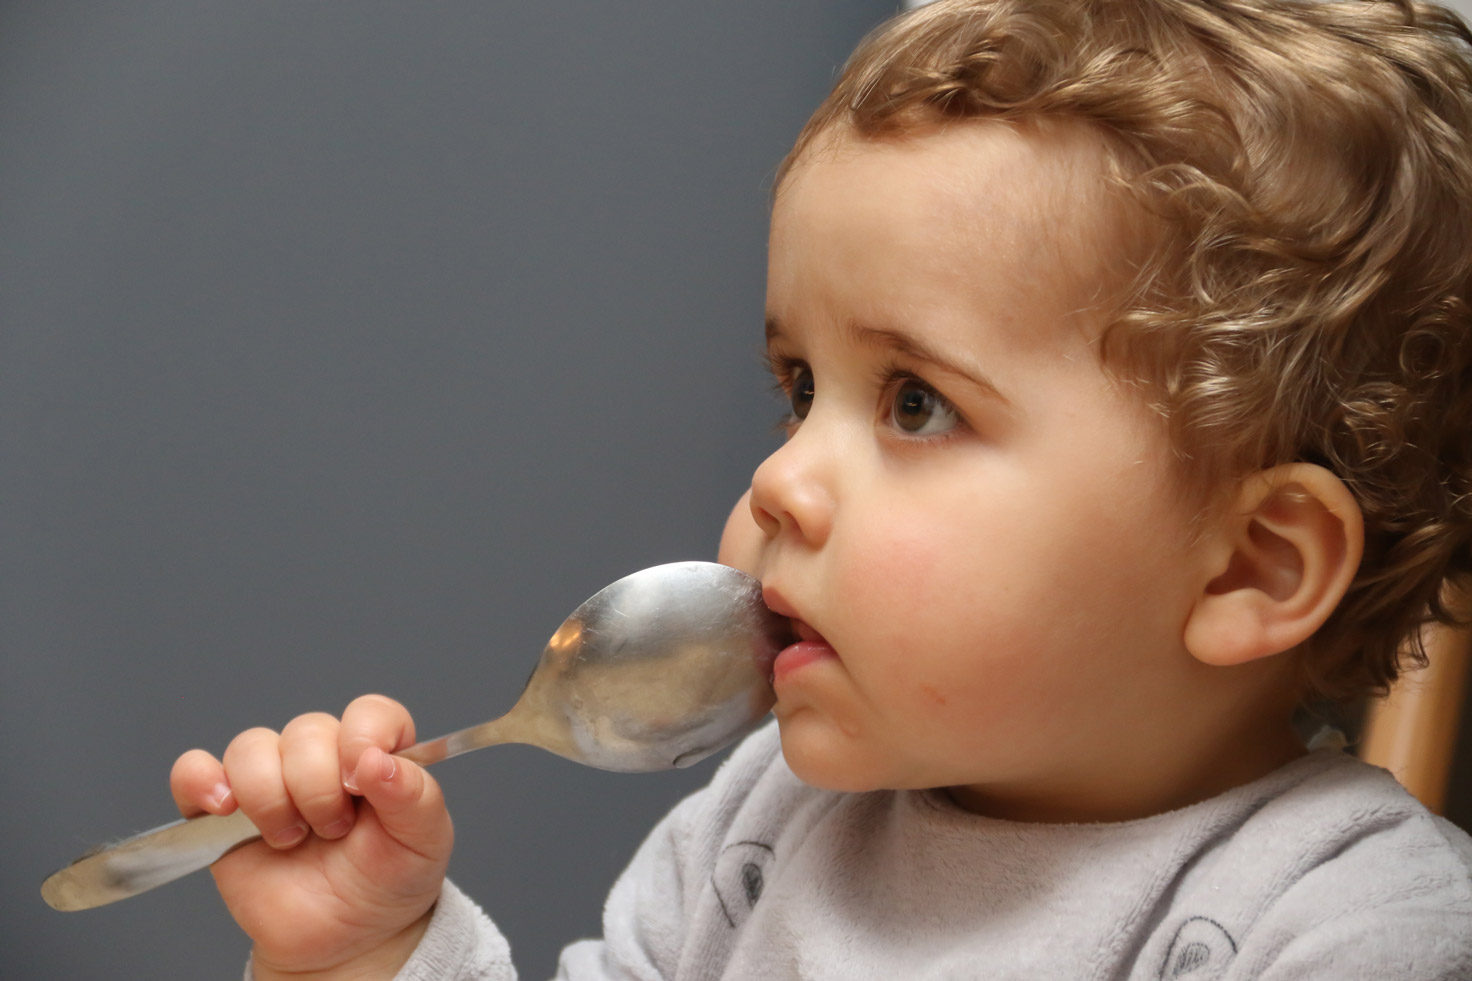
[773,640,838,684]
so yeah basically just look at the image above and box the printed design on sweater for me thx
[712,840,775,928]
[1158,916,1237,979]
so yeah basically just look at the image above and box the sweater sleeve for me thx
[1251,908,1472,980]
[393,880,518,981]
[1235,814,1472,981]
[240,880,516,981]
[552,788,713,981]
[554,723,787,981]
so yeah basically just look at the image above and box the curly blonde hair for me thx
[781,0,1472,701]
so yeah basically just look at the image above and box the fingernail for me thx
[342,767,360,794]
[268,823,308,848]
[322,817,352,839]
[206,782,233,811]
[379,751,397,783]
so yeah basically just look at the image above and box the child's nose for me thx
[748,428,835,548]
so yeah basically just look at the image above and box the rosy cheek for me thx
[833,504,1046,710]
[839,523,944,627]
[839,506,1022,640]
[836,523,984,682]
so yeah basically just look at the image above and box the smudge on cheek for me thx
[919,683,947,708]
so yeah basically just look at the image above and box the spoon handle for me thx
[41,714,531,912]
[396,714,526,767]
[41,810,260,912]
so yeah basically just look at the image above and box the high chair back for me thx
[1358,608,1471,816]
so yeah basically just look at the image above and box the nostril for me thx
[751,504,782,537]
[747,486,783,537]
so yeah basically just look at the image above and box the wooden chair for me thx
[1358,604,1471,815]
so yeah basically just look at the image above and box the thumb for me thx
[352,747,454,863]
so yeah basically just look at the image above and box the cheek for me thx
[835,518,1048,743]
[838,512,962,626]
[830,469,1187,691]
[833,505,1025,688]
[835,488,1043,643]
[717,490,762,575]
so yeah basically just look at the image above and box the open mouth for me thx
[772,616,839,684]
[791,618,826,645]
[761,585,840,684]
[761,617,800,687]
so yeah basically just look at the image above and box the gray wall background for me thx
[1,3,895,977]
[3,2,1468,979]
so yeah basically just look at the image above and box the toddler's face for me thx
[728,122,1220,820]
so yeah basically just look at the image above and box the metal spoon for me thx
[41,560,785,912]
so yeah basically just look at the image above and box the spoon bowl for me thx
[41,561,786,912]
[403,560,784,772]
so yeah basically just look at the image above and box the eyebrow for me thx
[765,316,1010,405]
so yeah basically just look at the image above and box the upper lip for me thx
[792,620,826,643]
[762,583,799,620]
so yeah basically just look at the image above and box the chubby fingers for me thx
[221,727,315,849]
[279,712,355,841]
[171,748,235,819]
[339,695,452,861]
[338,694,417,792]
[220,714,357,846]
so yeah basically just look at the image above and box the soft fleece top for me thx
[251,722,1472,980]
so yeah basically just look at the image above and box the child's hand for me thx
[169,695,453,980]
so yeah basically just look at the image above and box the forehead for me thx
[769,120,1141,341]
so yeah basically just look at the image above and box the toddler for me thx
[171,0,1472,977]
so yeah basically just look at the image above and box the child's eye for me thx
[889,378,958,436]
[788,365,815,421]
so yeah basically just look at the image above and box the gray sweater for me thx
[354,724,1472,980]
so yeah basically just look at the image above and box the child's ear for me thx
[1183,463,1364,666]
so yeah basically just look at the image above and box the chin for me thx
[774,712,886,793]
